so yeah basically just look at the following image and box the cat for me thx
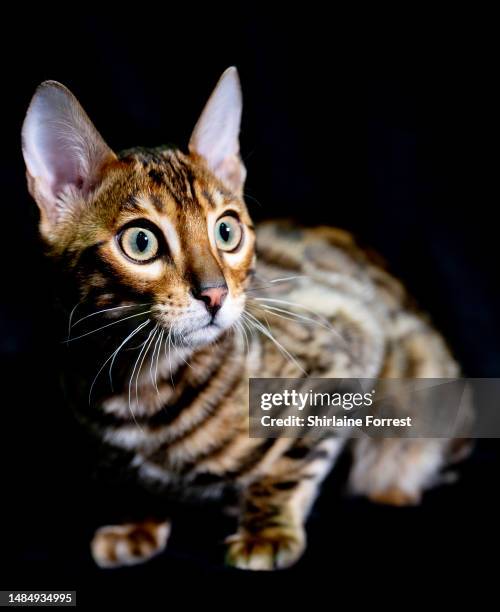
[21,67,469,571]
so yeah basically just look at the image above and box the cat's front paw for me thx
[91,519,170,568]
[225,525,305,571]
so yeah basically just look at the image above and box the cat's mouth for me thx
[177,320,224,347]
[155,311,226,348]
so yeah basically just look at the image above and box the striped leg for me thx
[226,437,343,571]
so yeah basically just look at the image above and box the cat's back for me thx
[252,221,458,379]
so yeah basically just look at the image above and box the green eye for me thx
[214,215,243,252]
[119,226,159,263]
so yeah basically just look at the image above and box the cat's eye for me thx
[214,215,243,252]
[119,226,160,263]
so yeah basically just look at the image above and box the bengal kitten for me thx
[22,68,465,571]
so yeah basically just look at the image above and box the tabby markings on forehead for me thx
[150,194,165,213]
[201,189,216,208]
[133,194,163,216]
[121,194,141,213]
[211,190,225,208]
[148,169,165,187]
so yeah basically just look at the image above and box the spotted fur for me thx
[22,68,468,571]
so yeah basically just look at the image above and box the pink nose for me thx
[197,286,228,315]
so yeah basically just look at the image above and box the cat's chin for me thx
[179,323,225,348]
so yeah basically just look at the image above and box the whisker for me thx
[123,338,150,351]
[233,319,248,354]
[128,325,157,428]
[242,311,307,376]
[267,275,306,284]
[67,302,80,341]
[171,337,193,370]
[72,303,151,329]
[168,321,193,369]
[150,328,164,395]
[155,329,165,395]
[250,298,361,369]
[65,310,152,343]
[149,328,161,388]
[257,307,305,326]
[245,274,307,294]
[239,319,250,353]
[242,191,262,208]
[164,326,175,388]
[251,297,346,344]
[135,325,159,412]
[255,306,346,347]
[109,319,151,393]
[240,315,256,346]
[247,303,272,334]
[250,301,336,335]
[87,319,150,405]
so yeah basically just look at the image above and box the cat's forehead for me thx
[112,147,238,215]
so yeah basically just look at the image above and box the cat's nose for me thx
[193,284,228,316]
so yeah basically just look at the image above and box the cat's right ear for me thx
[22,81,116,240]
[189,67,246,194]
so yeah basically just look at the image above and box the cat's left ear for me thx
[189,67,246,194]
[22,81,117,240]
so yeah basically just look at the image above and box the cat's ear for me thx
[22,81,116,238]
[189,67,246,194]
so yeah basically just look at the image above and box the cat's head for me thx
[22,68,255,348]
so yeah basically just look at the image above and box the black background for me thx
[1,11,498,605]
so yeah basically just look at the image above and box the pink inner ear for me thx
[51,163,85,197]
[35,115,92,199]
[215,155,246,193]
[188,68,245,192]
[22,81,116,227]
